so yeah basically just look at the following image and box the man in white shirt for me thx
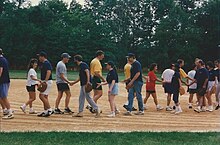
[187,64,197,109]
[161,64,175,111]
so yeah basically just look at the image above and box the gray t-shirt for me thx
[56,61,67,84]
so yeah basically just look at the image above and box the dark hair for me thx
[177,59,184,65]
[198,60,205,66]
[96,50,104,57]
[174,63,180,72]
[74,55,83,62]
[0,48,3,55]
[28,58,38,70]
[149,63,157,71]
[206,61,214,68]
[191,64,197,70]
[170,63,175,69]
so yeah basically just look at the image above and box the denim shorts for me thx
[0,83,10,98]
[108,83,119,95]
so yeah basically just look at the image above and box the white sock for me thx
[156,104,160,108]
[48,108,52,112]
[112,112,115,115]
[22,104,26,108]
[30,108,34,112]
[125,101,129,105]
[188,103,192,106]
[8,109,12,115]
[3,108,7,112]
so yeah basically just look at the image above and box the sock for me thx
[22,104,26,108]
[30,108,34,112]
[48,108,52,112]
[3,108,7,112]
[8,109,12,115]
[124,101,129,106]
[198,106,201,110]
[188,103,192,106]
[156,104,160,108]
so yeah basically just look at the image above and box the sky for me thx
[30,0,85,6]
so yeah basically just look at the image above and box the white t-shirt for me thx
[188,70,197,89]
[27,68,38,86]
[161,69,175,83]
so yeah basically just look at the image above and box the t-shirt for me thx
[194,67,209,89]
[27,68,38,86]
[90,58,102,77]
[179,68,188,78]
[146,71,157,91]
[215,69,220,82]
[188,70,197,89]
[79,62,90,86]
[130,60,143,82]
[208,69,216,81]
[161,69,174,83]
[171,71,180,89]
[124,63,131,79]
[0,56,10,84]
[106,69,119,84]
[40,60,52,80]
[56,61,67,84]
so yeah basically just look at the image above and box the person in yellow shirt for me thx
[177,59,194,84]
[90,50,105,104]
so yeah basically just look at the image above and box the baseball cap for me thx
[105,61,115,68]
[126,53,135,58]
[74,55,83,62]
[61,53,71,59]
[37,51,47,58]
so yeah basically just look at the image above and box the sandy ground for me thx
[0,79,220,132]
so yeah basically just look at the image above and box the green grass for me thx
[0,132,219,145]
[9,70,161,82]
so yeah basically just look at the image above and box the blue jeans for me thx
[128,81,144,112]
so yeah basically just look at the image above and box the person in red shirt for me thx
[143,63,164,111]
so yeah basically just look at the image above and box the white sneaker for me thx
[107,113,115,118]
[20,106,26,113]
[166,106,172,111]
[156,105,164,111]
[143,105,148,110]
[175,110,182,115]
[207,106,213,112]
[115,109,120,115]
[2,113,14,119]
[29,110,38,114]
[194,108,201,113]
[201,107,206,112]
[134,111,144,115]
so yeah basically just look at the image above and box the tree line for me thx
[0,0,219,71]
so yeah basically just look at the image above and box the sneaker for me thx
[95,109,101,118]
[215,105,220,110]
[20,106,26,113]
[115,109,120,115]
[42,112,51,117]
[207,106,213,112]
[2,114,14,119]
[188,104,193,109]
[29,111,38,114]
[3,110,8,116]
[175,110,182,115]
[124,111,132,116]
[143,106,148,110]
[107,113,115,118]
[123,104,128,110]
[134,111,144,115]
[194,108,201,113]
[37,112,45,117]
[156,105,164,111]
[166,106,173,111]
[171,110,176,114]
[64,108,74,114]
[74,112,83,117]
[54,108,64,114]
[201,107,206,112]
[173,106,176,110]
[132,107,137,111]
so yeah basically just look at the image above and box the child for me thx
[187,64,197,109]
[98,61,119,117]
[171,64,183,114]
[143,63,163,111]
[20,58,41,114]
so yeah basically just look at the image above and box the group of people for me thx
[0,48,219,119]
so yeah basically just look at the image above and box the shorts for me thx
[108,83,119,95]
[207,81,215,92]
[40,80,53,95]
[26,85,37,92]
[0,83,10,98]
[57,83,70,92]
[146,90,156,94]
[92,76,102,90]
[188,88,197,94]
[197,88,207,97]
[163,83,173,94]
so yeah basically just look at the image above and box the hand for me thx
[108,90,112,94]
[202,85,206,89]
[126,82,133,90]
[96,83,102,88]
[69,81,75,86]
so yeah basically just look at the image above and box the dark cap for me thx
[126,53,135,58]
[61,53,71,59]
[74,55,83,62]
[37,51,47,58]
[105,61,115,68]
[0,48,3,55]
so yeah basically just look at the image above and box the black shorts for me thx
[188,88,197,94]
[26,85,37,92]
[197,88,207,97]
[146,90,156,94]
[92,76,102,90]
[163,83,173,94]
[57,83,70,92]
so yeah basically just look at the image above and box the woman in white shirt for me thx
[20,59,41,114]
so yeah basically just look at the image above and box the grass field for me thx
[0,132,219,145]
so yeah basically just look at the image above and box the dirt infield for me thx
[1,79,220,132]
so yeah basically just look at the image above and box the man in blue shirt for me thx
[71,55,101,118]
[124,53,144,115]
[0,48,14,119]
[37,51,54,117]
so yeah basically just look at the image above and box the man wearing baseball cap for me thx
[0,48,14,119]
[37,51,54,117]
[124,53,144,116]
[54,53,74,114]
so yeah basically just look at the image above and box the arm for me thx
[30,75,41,82]
[130,72,140,84]
[142,75,147,80]
[85,69,90,85]
[94,71,105,82]
[203,78,208,88]
[44,70,51,82]
[60,73,70,84]
[156,78,163,83]
[0,67,3,78]
[178,78,182,88]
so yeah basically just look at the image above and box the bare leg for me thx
[151,93,159,106]
[55,91,63,108]
[93,90,102,103]
[64,91,71,108]
[144,92,151,104]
